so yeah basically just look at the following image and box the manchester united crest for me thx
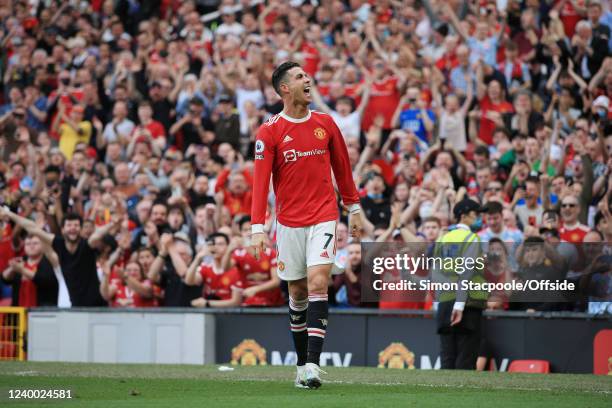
[314,127,326,140]
[378,342,416,369]
[230,339,267,366]
[278,261,285,271]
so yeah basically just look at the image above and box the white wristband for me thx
[251,224,264,234]
[348,203,361,214]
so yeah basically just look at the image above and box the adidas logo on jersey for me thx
[319,251,329,259]
[282,135,293,144]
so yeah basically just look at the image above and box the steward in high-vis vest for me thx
[433,198,489,370]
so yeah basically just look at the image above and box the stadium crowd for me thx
[0,0,611,314]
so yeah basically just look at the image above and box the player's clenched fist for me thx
[348,212,362,238]
[250,232,265,260]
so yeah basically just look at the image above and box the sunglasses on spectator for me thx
[486,187,501,192]
[561,203,577,208]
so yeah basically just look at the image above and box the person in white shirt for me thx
[99,101,135,149]
[216,8,245,38]
[432,67,473,152]
[310,75,372,141]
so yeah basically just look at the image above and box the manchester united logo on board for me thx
[378,342,415,369]
[230,339,267,366]
[314,127,326,140]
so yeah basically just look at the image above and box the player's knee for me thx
[307,272,329,294]
[288,279,308,300]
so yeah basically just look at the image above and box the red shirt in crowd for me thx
[301,42,320,77]
[144,121,166,139]
[0,223,14,274]
[215,169,253,217]
[108,281,159,307]
[200,264,243,301]
[252,110,359,228]
[344,81,364,107]
[232,247,283,306]
[17,261,38,308]
[107,267,160,307]
[558,0,586,38]
[362,76,400,131]
[559,223,590,243]
[479,95,514,145]
[47,88,85,139]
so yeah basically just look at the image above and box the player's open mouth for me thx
[304,87,311,96]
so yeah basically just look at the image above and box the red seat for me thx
[508,360,550,374]
[0,343,17,359]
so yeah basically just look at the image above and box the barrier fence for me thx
[19,308,612,374]
[0,307,27,361]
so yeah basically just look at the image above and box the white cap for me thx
[593,95,610,109]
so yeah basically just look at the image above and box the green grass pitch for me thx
[0,362,610,407]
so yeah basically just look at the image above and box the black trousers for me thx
[437,302,483,370]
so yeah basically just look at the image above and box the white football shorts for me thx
[276,220,337,281]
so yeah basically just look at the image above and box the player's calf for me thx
[289,296,308,368]
[306,292,328,366]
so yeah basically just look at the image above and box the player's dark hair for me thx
[272,61,301,95]
[62,212,83,227]
[208,232,230,245]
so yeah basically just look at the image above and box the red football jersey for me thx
[200,265,243,300]
[478,95,514,145]
[559,223,590,244]
[361,76,400,131]
[17,261,38,308]
[232,247,283,306]
[144,121,166,139]
[252,110,359,229]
